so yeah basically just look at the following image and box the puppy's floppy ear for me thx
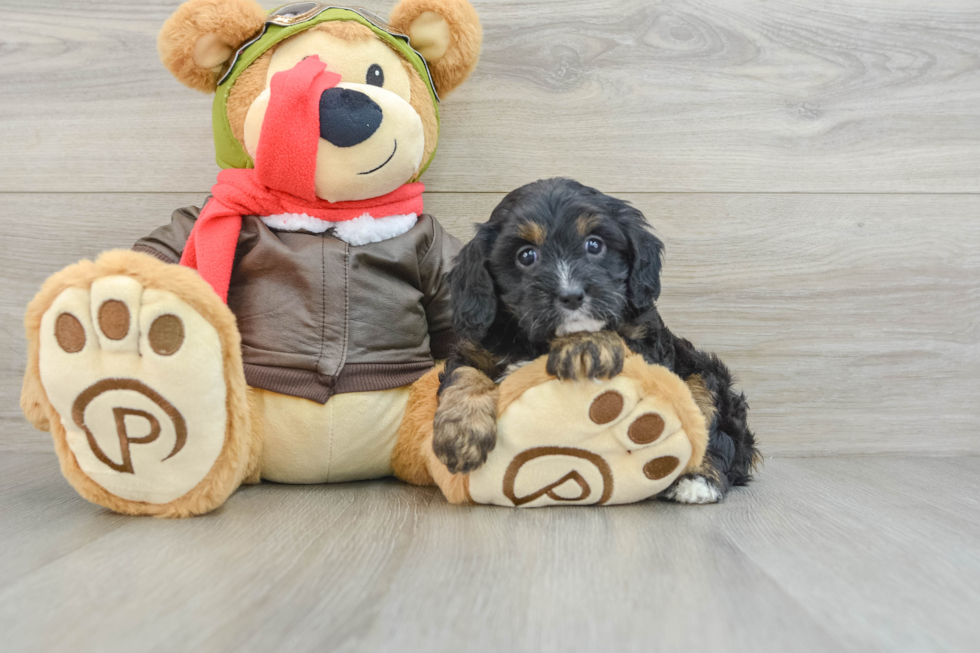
[620,206,665,311]
[158,0,266,93]
[390,0,482,97]
[449,223,498,342]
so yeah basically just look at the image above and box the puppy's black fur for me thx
[435,178,760,501]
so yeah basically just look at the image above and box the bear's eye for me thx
[585,237,605,255]
[366,64,384,87]
[517,247,539,267]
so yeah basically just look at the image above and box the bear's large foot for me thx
[465,355,709,507]
[22,251,251,517]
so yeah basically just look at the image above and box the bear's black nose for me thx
[318,88,382,148]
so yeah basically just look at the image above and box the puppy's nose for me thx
[558,288,585,311]
[318,87,382,147]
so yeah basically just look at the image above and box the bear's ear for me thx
[390,0,482,97]
[158,0,267,93]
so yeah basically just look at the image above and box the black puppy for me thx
[434,178,760,503]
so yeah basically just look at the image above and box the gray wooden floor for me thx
[1,452,978,653]
[2,0,980,651]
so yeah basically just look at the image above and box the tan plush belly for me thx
[252,386,411,483]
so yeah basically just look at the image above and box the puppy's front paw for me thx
[433,367,498,474]
[547,331,626,381]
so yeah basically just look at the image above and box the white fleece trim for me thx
[333,213,418,245]
[260,212,333,234]
[260,212,418,245]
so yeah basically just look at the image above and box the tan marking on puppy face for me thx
[576,214,601,236]
[517,222,546,246]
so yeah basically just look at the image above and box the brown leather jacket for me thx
[134,205,461,403]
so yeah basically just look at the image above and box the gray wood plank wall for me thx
[1,0,978,456]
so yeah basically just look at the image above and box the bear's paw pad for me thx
[468,375,694,507]
[38,276,228,505]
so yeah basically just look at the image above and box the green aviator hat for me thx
[212,2,440,172]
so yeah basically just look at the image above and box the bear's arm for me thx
[420,216,463,359]
[132,205,201,263]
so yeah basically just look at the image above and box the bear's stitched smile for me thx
[358,140,398,175]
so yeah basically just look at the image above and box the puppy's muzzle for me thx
[319,87,382,147]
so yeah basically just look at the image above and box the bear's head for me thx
[158,0,481,202]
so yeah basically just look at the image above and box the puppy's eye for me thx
[585,237,605,255]
[517,247,539,267]
[366,64,384,87]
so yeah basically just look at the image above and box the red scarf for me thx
[180,56,424,302]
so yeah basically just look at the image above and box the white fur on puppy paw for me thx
[38,276,228,505]
[664,476,722,504]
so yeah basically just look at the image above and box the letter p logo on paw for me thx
[38,278,229,505]
[71,379,187,474]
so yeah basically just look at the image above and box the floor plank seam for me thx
[722,531,855,652]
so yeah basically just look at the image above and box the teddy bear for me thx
[20,0,483,517]
[20,0,715,515]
